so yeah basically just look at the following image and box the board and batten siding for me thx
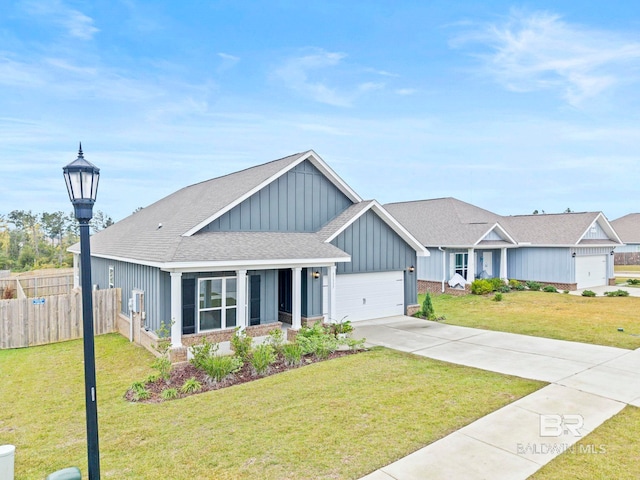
[302,267,323,318]
[203,160,353,233]
[90,256,164,331]
[418,247,444,281]
[331,209,418,308]
[583,221,609,240]
[508,248,572,283]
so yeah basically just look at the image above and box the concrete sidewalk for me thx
[355,316,640,480]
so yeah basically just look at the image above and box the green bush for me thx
[200,355,243,383]
[497,284,510,293]
[230,327,253,362]
[582,290,596,297]
[526,281,542,291]
[180,377,202,394]
[542,285,558,293]
[189,338,220,370]
[296,323,338,358]
[249,344,276,376]
[421,293,435,319]
[493,293,503,302]
[282,342,303,366]
[266,328,285,354]
[489,278,506,291]
[471,279,493,295]
[604,289,630,297]
[627,279,640,285]
[129,381,151,402]
[508,279,521,289]
[161,388,179,400]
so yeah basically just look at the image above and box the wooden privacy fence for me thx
[0,288,121,349]
[0,272,74,299]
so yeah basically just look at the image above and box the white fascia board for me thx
[325,200,429,257]
[182,150,362,237]
[578,213,624,245]
[160,257,351,273]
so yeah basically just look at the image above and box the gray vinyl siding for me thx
[247,269,278,323]
[89,256,164,331]
[204,160,353,233]
[616,244,640,253]
[301,268,323,317]
[583,221,609,240]
[332,209,418,307]
[418,247,445,281]
[508,248,573,283]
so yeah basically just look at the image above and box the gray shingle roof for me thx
[316,201,373,241]
[501,212,612,246]
[611,214,640,243]
[384,198,505,246]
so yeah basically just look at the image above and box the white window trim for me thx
[197,276,238,332]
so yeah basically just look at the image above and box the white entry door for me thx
[482,252,493,277]
[576,255,607,289]
[335,271,404,322]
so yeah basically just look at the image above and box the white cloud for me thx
[217,52,240,72]
[395,88,417,96]
[22,0,99,40]
[453,10,640,106]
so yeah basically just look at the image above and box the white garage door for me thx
[576,255,607,289]
[335,271,404,322]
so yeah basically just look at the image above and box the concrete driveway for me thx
[355,316,640,480]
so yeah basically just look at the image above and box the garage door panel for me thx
[576,256,607,289]
[335,271,404,322]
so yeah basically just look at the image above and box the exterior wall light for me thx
[408,265,415,273]
[312,271,320,279]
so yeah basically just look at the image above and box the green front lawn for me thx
[1,334,543,479]
[530,406,640,479]
[426,291,640,350]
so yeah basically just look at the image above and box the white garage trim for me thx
[335,271,404,322]
[576,255,607,289]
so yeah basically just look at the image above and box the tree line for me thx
[0,210,113,272]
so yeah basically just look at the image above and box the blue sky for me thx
[2,1,640,223]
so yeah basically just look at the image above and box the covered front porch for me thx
[166,262,344,352]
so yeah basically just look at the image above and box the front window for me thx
[198,277,237,331]
[455,253,468,279]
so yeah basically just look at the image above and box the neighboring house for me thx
[70,151,427,357]
[611,214,640,265]
[385,197,622,293]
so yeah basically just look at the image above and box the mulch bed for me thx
[125,349,363,403]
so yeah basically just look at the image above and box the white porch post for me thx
[236,269,247,329]
[500,248,508,281]
[467,248,475,283]
[170,271,182,348]
[292,267,302,329]
[328,265,337,323]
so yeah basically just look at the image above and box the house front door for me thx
[482,253,493,277]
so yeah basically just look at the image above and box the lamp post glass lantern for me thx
[63,143,101,479]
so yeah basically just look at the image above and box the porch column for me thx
[500,248,508,281]
[170,271,182,348]
[467,248,475,283]
[328,265,337,323]
[236,269,247,329]
[292,267,302,329]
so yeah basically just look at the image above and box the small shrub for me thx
[144,373,160,384]
[497,284,511,293]
[151,357,172,382]
[249,343,276,376]
[296,323,338,357]
[282,342,303,366]
[542,285,558,293]
[266,328,284,354]
[526,281,541,291]
[129,381,151,402]
[332,319,354,335]
[627,278,640,285]
[153,321,173,381]
[345,337,367,351]
[180,377,202,394]
[563,290,570,294]
[230,327,253,362]
[489,278,506,291]
[471,279,493,295]
[189,338,220,370]
[201,355,243,383]
[161,388,179,400]
[493,293,503,302]
[508,279,521,290]
[604,289,630,297]
[421,293,435,319]
[582,290,596,297]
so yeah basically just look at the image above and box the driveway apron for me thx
[355,316,640,480]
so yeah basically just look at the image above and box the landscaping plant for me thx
[230,327,253,362]
[249,343,277,376]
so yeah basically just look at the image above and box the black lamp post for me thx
[63,143,101,480]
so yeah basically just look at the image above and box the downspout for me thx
[439,247,445,293]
